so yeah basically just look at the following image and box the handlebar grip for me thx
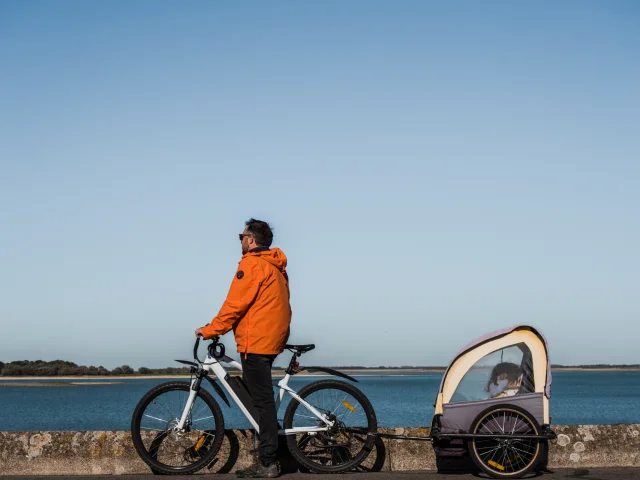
[193,336,200,359]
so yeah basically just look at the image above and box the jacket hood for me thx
[246,247,288,273]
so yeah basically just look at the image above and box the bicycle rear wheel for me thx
[283,379,377,473]
[131,381,224,475]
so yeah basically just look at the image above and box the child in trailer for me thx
[485,362,523,398]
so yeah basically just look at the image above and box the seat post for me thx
[285,351,300,375]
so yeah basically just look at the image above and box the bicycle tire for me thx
[283,379,377,474]
[468,404,542,479]
[131,381,225,475]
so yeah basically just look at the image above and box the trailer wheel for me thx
[468,404,542,479]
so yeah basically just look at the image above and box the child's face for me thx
[485,372,517,392]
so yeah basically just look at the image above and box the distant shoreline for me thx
[2,366,640,381]
[551,367,640,372]
[0,381,125,387]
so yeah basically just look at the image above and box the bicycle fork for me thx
[176,378,201,431]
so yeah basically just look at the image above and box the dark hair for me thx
[245,218,273,247]
[488,362,522,386]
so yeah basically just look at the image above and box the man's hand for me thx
[195,327,205,338]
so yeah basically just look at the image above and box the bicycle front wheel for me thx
[130,381,225,475]
[283,379,377,473]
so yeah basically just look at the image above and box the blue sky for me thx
[1,1,639,370]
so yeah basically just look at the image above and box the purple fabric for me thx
[440,393,545,433]
[437,324,552,398]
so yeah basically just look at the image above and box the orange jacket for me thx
[200,247,292,355]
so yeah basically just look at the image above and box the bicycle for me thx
[130,336,378,475]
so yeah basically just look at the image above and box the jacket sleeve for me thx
[200,258,262,338]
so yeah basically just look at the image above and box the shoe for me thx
[235,461,279,478]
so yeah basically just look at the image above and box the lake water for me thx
[1,371,639,431]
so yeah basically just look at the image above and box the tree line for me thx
[0,360,197,376]
[0,360,443,376]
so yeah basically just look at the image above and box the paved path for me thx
[4,468,640,479]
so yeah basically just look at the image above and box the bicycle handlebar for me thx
[193,336,200,360]
[193,335,221,362]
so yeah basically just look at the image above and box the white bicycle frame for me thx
[176,351,334,436]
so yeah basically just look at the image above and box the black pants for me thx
[241,353,279,466]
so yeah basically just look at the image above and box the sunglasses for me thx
[239,233,253,241]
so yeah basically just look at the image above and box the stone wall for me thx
[1,425,639,475]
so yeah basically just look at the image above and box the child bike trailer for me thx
[430,324,556,478]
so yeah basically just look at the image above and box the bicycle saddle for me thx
[285,344,315,353]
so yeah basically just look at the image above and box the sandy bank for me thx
[0,381,125,387]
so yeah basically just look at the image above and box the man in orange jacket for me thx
[196,218,291,478]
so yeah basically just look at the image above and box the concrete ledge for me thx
[1,425,639,475]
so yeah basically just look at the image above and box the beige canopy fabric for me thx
[434,325,551,425]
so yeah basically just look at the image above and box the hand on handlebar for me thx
[193,331,221,362]
[194,327,219,343]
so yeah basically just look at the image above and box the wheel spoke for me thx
[507,445,526,470]
[473,408,540,477]
[479,445,502,458]
[158,394,175,421]
[193,415,215,423]
[490,414,503,433]
[143,414,170,424]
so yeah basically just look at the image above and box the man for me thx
[196,218,291,478]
